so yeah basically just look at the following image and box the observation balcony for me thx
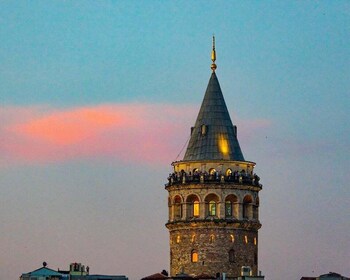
[165,172,262,189]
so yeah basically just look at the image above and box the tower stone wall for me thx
[168,224,258,277]
[166,167,261,278]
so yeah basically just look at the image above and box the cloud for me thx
[0,104,195,166]
[0,104,271,166]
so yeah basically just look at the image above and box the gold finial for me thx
[211,35,217,72]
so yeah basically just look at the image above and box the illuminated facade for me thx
[165,38,262,278]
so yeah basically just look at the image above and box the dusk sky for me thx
[1,2,349,280]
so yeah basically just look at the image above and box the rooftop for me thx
[183,72,245,162]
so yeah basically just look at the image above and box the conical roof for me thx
[183,72,245,161]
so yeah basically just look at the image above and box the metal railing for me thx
[166,172,262,188]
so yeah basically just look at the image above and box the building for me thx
[300,272,350,280]
[165,37,263,279]
[20,263,68,280]
[20,262,128,280]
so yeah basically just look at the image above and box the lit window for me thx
[209,201,216,216]
[210,234,215,243]
[187,195,200,218]
[218,134,229,156]
[201,124,207,136]
[176,235,181,244]
[230,234,235,243]
[193,201,200,217]
[191,235,196,243]
[209,168,216,175]
[244,235,248,244]
[191,250,198,263]
[254,237,257,245]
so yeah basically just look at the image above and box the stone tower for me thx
[165,38,262,279]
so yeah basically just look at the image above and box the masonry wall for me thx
[169,224,258,278]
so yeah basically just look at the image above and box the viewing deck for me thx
[165,172,262,188]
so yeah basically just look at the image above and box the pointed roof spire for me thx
[211,35,217,72]
[183,38,245,162]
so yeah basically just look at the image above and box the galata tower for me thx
[165,37,262,279]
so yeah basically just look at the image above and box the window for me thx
[176,235,181,244]
[244,235,248,244]
[225,194,238,218]
[187,195,200,218]
[209,234,215,243]
[225,201,232,217]
[191,235,196,243]
[209,168,216,175]
[191,250,198,263]
[193,201,200,217]
[254,237,257,245]
[243,195,253,219]
[201,124,207,136]
[253,197,260,220]
[229,249,235,263]
[174,196,182,219]
[209,200,216,216]
[205,194,219,217]
[168,197,172,219]
[230,234,235,243]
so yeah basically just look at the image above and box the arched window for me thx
[205,193,219,217]
[173,196,182,220]
[209,234,215,243]
[225,194,238,218]
[168,197,172,219]
[191,250,198,263]
[229,249,235,263]
[187,194,200,218]
[191,235,196,243]
[192,168,200,181]
[243,195,253,219]
[226,168,232,176]
[209,168,216,175]
[230,234,235,243]
[209,200,216,216]
[253,197,259,220]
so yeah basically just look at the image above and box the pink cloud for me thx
[0,104,271,166]
[0,104,195,166]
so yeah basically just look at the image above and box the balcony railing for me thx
[166,172,262,188]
